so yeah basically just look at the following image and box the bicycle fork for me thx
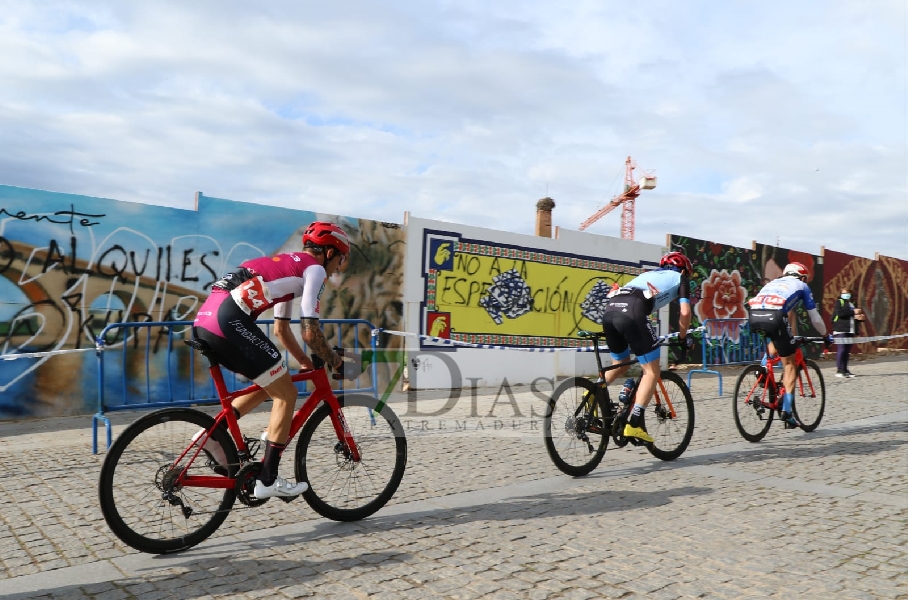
[330,408,362,463]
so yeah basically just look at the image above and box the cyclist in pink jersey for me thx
[192,221,353,499]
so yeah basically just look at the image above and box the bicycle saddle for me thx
[577,330,604,339]
[184,338,216,358]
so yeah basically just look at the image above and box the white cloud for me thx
[721,177,764,204]
[0,0,904,259]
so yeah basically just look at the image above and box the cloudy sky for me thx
[1,1,905,259]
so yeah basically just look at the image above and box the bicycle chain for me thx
[170,458,302,517]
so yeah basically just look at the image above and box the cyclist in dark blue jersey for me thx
[601,251,694,442]
[748,262,830,428]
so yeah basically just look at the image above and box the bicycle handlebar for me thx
[577,325,706,343]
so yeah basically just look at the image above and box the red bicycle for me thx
[98,339,407,554]
[732,336,826,442]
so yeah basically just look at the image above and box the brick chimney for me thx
[535,197,555,238]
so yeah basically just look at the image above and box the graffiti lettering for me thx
[181,248,198,282]
[433,247,643,340]
[440,276,463,305]
[42,238,68,275]
[0,204,104,233]
[466,280,486,306]
[199,251,220,290]
[455,254,480,275]
[39,236,89,275]
[2,299,66,353]
[129,249,152,277]
[437,276,496,307]
[531,278,574,314]
[97,245,129,280]
[177,248,219,285]
[489,257,528,279]
[83,310,126,346]
[0,236,12,274]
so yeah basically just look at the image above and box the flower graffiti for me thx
[695,268,748,341]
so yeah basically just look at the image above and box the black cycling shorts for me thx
[748,309,796,357]
[192,291,286,386]
[601,290,659,361]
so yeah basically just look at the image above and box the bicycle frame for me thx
[585,334,679,419]
[762,346,818,400]
[174,364,359,490]
[544,329,699,474]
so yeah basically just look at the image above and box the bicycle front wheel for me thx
[645,371,695,461]
[295,394,407,522]
[733,365,775,443]
[543,377,609,476]
[792,359,825,432]
[98,408,239,554]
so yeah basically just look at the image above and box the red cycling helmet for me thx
[302,221,350,255]
[783,262,808,280]
[659,251,692,275]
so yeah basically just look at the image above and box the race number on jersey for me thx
[230,276,274,315]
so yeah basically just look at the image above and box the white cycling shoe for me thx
[253,475,308,499]
[191,427,228,467]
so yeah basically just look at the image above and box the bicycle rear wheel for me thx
[732,365,775,442]
[295,394,407,522]
[644,371,695,461]
[543,377,609,476]
[792,359,825,432]
[98,408,239,554]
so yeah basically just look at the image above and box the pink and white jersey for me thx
[224,252,328,320]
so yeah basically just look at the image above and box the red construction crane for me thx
[578,156,657,240]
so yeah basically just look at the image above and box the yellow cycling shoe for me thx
[623,424,654,443]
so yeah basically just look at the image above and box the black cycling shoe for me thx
[780,411,799,429]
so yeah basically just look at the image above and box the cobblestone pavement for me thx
[0,356,905,599]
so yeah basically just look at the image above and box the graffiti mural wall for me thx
[666,235,825,361]
[0,185,405,418]
[403,216,666,389]
[422,229,649,347]
[822,250,908,352]
[668,235,908,361]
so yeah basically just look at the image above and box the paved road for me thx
[0,357,905,599]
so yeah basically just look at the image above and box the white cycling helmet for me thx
[782,262,808,280]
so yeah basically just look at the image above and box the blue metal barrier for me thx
[686,318,764,395]
[92,318,378,453]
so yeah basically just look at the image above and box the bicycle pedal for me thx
[279,494,301,504]
[243,436,262,459]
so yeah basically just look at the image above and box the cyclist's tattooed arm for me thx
[300,318,342,368]
[274,318,314,370]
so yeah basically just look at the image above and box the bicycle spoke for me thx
[295,395,407,521]
[543,377,609,476]
[733,365,774,442]
[99,409,238,554]
[645,371,694,461]
[792,360,825,432]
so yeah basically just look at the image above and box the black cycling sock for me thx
[629,404,644,428]
[260,440,287,486]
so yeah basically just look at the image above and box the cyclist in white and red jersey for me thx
[191,221,353,499]
[601,251,694,442]
[748,262,829,428]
